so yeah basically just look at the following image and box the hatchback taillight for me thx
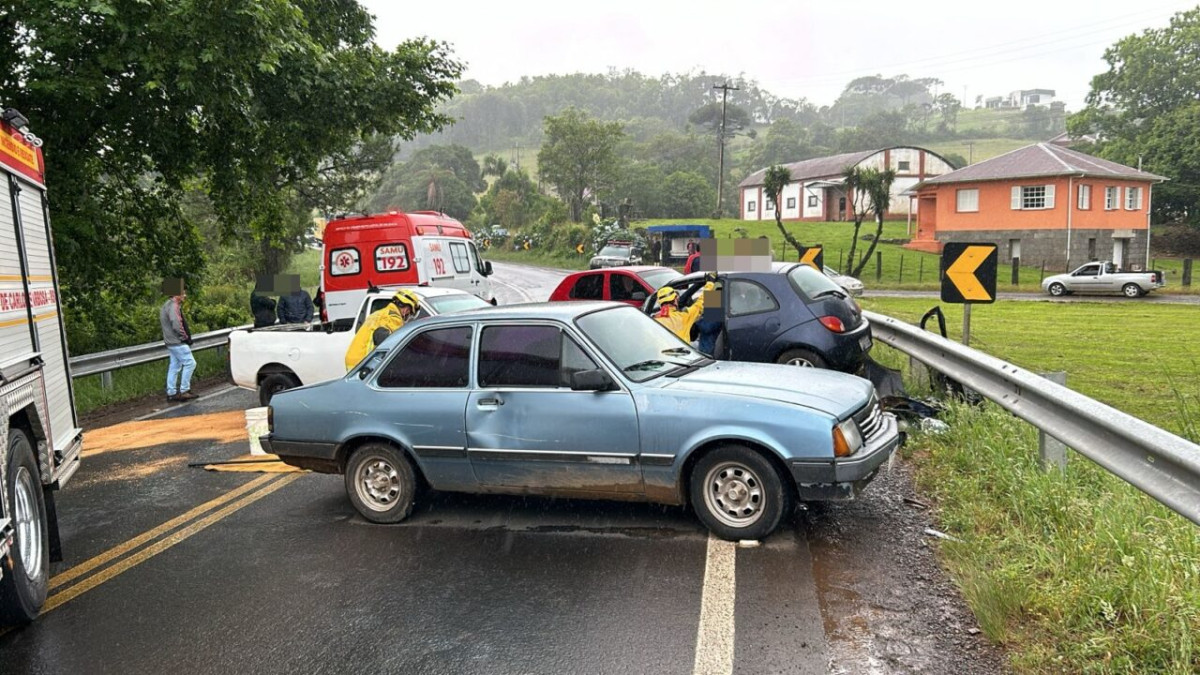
[819,316,846,333]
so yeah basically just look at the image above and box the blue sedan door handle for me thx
[478,396,504,408]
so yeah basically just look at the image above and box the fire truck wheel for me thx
[0,428,49,626]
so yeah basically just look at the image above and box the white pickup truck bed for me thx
[230,286,492,404]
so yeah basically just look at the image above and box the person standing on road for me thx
[275,274,314,324]
[653,276,714,343]
[160,279,197,402]
[344,289,420,371]
[250,274,277,328]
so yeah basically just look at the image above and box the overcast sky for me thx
[361,0,1196,111]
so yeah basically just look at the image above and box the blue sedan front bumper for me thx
[787,412,901,500]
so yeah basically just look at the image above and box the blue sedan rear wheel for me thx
[345,443,416,524]
[690,445,788,541]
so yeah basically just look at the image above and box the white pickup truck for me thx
[230,286,491,404]
[1042,261,1166,298]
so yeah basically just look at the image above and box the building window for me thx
[1077,184,1091,210]
[747,201,756,213]
[1021,185,1046,209]
[1125,186,1142,210]
[807,195,818,208]
[786,197,796,209]
[1105,187,1118,210]
[956,188,979,213]
[897,160,911,171]
[766,198,776,211]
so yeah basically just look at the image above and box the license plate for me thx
[859,334,872,351]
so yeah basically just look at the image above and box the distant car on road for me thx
[647,265,873,373]
[589,240,643,269]
[771,262,865,297]
[1042,261,1165,298]
[263,302,900,540]
[548,266,682,306]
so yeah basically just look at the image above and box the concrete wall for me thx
[933,227,1150,272]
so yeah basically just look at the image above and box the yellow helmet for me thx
[391,289,420,312]
[656,286,678,305]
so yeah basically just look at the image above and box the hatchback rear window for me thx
[787,264,844,299]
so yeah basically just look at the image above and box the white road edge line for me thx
[693,533,737,675]
[133,384,240,421]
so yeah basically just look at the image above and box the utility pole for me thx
[713,82,739,218]
[967,141,975,165]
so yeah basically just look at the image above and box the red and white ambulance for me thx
[319,211,494,322]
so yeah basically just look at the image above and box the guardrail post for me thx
[898,255,904,283]
[875,251,882,281]
[918,256,924,282]
[1039,371,1068,472]
[1183,259,1193,287]
[1011,256,1020,285]
[100,371,113,390]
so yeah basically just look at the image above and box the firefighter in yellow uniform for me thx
[653,278,715,342]
[344,289,420,371]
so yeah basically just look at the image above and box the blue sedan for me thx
[263,302,899,540]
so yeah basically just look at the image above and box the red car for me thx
[548,266,682,306]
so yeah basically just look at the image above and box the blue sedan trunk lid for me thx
[662,361,873,419]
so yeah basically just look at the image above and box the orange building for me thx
[906,144,1166,271]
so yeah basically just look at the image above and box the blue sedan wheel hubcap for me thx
[704,461,764,528]
[356,458,402,511]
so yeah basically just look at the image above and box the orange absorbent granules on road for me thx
[84,410,249,456]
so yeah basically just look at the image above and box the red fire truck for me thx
[0,108,78,625]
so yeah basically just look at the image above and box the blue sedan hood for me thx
[662,361,873,418]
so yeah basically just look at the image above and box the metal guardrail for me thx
[69,326,248,380]
[864,309,1200,527]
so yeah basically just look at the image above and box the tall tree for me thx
[762,166,803,255]
[537,108,625,222]
[1,0,462,314]
[854,168,897,277]
[1069,7,1200,225]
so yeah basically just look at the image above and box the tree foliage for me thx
[841,166,896,277]
[1,0,462,336]
[366,145,483,219]
[763,166,802,255]
[537,108,625,222]
[1069,7,1200,225]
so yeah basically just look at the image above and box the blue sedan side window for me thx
[479,326,598,388]
[377,326,472,388]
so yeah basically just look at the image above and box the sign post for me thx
[940,242,998,346]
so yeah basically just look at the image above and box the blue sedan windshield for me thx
[576,305,706,382]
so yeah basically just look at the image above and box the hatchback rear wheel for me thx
[776,348,826,368]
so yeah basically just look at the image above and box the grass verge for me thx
[74,349,229,416]
[866,298,1199,672]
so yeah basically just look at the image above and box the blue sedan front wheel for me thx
[345,443,417,524]
[690,446,789,541]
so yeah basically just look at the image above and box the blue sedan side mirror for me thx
[570,369,615,391]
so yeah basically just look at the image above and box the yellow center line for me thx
[42,474,300,614]
[50,474,277,590]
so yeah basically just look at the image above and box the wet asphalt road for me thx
[2,386,827,674]
[0,264,840,674]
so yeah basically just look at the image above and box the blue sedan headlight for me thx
[833,419,863,457]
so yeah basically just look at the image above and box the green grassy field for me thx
[863,297,1199,672]
[923,138,1031,164]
